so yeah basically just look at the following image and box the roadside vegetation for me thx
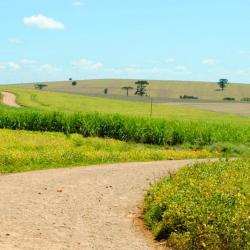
[144,159,250,250]
[0,129,216,173]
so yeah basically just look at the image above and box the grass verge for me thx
[144,159,250,250]
[0,129,216,174]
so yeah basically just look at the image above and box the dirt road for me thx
[0,160,203,250]
[1,92,20,107]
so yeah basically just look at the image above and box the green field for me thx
[144,159,250,250]
[0,129,215,173]
[1,86,250,123]
[10,79,250,101]
[1,81,250,249]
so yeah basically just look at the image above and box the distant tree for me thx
[104,88,108,95]
[34,84,48,90]
[218,79,229,91]
[69,78,72,81]
[134,80,149,96]
[122,86,133,96]
[72,81,77,86]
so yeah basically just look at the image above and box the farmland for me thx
[11,79,250,101]
[144,159,250,249]
[0,82,249,249]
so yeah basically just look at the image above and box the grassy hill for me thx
[1,86,250,122]
[12,79,250,101]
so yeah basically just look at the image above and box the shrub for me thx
[144,160,250,249]
[223,97,235,101]
[241,97,250,102]
[180,95,199,100]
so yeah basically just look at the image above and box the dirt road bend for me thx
[0,160,204,250]
[1,92,20,107]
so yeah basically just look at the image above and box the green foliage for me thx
[241,97,250,102]
[223,97,235,101]
[180,95,199,100]
[122,86,133,96]
[0,129,215,173]
[72,81,77,86]
[0,108,249,146]
[34,84,48,90]
[218,79,229,91]
[144,160,250,249]
[135,80,149,96]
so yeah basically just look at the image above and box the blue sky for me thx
[1,0,250,84]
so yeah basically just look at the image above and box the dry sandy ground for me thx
[0,160,203,250]
[1,92,20,107]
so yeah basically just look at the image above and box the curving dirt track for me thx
[1,92,20,107]
[0,160,205,250]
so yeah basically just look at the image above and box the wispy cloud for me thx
[72,58,103,70]
[239,50,250,55]
[23,14,65,30]
[8,38,23,44]
[166,58,176,64]
[201,59,218,65]
[7,62,21,70]
[72,1,85,7]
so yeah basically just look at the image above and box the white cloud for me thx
[19,59,36,65]
[239,50,250,55]
[201,59,218,65]
[166,58,176,64]
[0,64,6,71]
[39,64,61,74]
[72,58,103,70]
[23,14,65,30]
[8,38,23,44]
[7,62,21,70]
[175,65,191,74]
[72,1,85,6]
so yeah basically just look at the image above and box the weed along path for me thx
[1,92,20,107]
[0,159,204,250]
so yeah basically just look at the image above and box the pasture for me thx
[10,79,250,101]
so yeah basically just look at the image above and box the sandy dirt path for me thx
[1,92,20,107]
[0,160,204,250]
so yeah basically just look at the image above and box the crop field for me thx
[10,79,250,101]
[0,83,250,249]
[0,129,216,174]
[1,86,250,122]
[144,159,250,250]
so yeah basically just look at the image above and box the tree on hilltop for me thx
[134,80,149,96]
[122,86,133,96]
[218,79,229,91]
[34,84,48,90]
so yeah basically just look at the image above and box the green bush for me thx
[180,95,199,100]
[0,108,249,146]
[223,97,235,101]
[241,97,250,102]
[144,160,250,249]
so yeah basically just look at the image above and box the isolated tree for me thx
[134,80,149,96]
[34,84,48,90]
[72,81,77,86]
[104,88,108,95]
[218,79,229,91]
[122,86,133,96]
[69,78,72,81]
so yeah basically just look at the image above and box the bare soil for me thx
[1,92,20,107]
[0,160,207,250]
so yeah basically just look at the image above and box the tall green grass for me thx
[0,108,249,146]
